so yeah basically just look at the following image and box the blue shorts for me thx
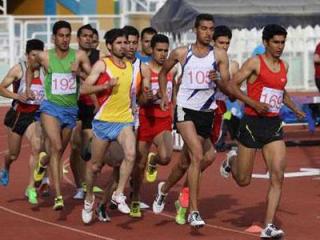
[92,119,134,141]
[40,100,78,129]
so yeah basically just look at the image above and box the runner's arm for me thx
[137,63,153,105]
[0,64,25,101]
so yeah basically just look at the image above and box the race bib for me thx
[152,81,173,104]
[52,73,77,95]
[30,84,44,104]
[183,68,214,89]
[260,87,283,113]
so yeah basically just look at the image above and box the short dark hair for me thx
[213,25,232,41]
[122,25,139,38]
[77,24,94,38]
[262,24,287,41]
[26,39,44,54]
[92,28,99,37]
[141,27,157,39]
[104,28,126,44]
[194,14,214,28]
[151,34,169,48]
[52,20,72,35]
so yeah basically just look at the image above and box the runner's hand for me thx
[253,101,270,114]
[109,77,118,87]
[71,61,80,75]
[16,93,28,102]
[143,87,154,101]
[208,70,219,82]
[25,90,35,100]
[295,109,306,119]
[160,95,169,111]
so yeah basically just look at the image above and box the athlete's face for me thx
[92,33,99,49]
[141,33,155,56]
[214,36,230,52]
[54,28,71,51]
[264,35,286,58]
[152,42,169,65]
[126,35,139,59]
[26,50,42,65]
[110,36,128,59]
[195,20,215,45]
[78,29,93,51]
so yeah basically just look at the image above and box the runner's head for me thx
[92,28,100,49]
[52,20,72,52]
[262,24,287,58]
[140,27,157,56]
[194,14,215,46]
[26,39,44,63]
[104,28,128,59]
[123,25,139,60]
[77,24,94,51]
[151,34,169,66]
[213,25,232,52]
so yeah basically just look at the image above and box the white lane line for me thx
[0,206,117,240]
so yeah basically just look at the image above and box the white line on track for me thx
[0,206,117,240]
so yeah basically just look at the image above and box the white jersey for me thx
[131,58,142,129]
[17,61,45,105]
[177,45,217,111]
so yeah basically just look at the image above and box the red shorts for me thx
[211,100,227,144]
[137,114,172,142]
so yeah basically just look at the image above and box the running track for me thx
[0,106,319,240]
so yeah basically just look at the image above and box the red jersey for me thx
[139,70,173,118]
[245,55,287,117]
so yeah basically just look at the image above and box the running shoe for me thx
[130,201,141,218]
[82,182,103,193]
[175,200,187,225]
[82,197,95,224]
[53,195,64,211]
[178,187,189,208]
[0,169,9,186]
[73,188,85,200]
[96,203,111,222]
[260,224,284,238]
[111,192,130,214]
[188,211,205,228]
[33,152,47,187]
[25,186,38,205]
[152,181,167,214]
[220,149,237,178]
[145,152,158,183]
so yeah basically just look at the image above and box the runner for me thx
[69,24,100,200]
[0,39,45,205]
[220,24,305,238]
[130,34,176,218]
[81,28,135,224]
[26,20,91,210]
[135,27,157,63]
[152,14,230,228]
[174,25,240,225]
[92,28,100,50]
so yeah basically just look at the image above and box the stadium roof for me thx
[151,0,320,33]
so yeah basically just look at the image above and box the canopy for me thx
[151,0,320,33]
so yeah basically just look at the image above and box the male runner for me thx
[135,27,157,63]
[81,28,135,224]
[220,24,305,238]
[152,14,230,227]
[130,34,176,217]
[26,20,91,210]
[0,39,45,205]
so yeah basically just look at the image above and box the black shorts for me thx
[78,101,95,130]
[175,105,214,139]
[236,115,284,149]
[4,108,36,136]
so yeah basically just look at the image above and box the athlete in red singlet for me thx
[220,24,305,238]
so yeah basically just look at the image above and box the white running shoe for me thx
[260,224,284,238]
[111,192,130,214]
[82,197,95,224]
[187,211,205,228]
[73,188,85,200]
[152,182,167,214]
[220,149,237,178]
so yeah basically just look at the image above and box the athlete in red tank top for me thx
[245,55,287,117]
[220,24,305,238]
